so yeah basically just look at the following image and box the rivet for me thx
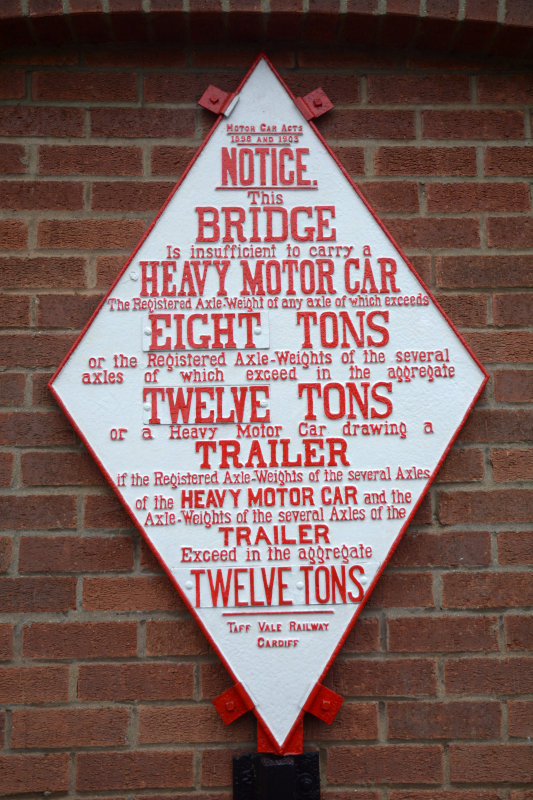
[313,97,323,107]
[321,699,331,710]
[225,700,235,712]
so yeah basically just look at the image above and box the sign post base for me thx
[234,752,320,800]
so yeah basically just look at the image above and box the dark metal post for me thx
[234,753,320,800]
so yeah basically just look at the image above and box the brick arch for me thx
[0,1,532,59]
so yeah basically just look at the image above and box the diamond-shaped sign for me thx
[51,56,487,753]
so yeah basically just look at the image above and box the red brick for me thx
[485,146,533,176]
[91,107,196,138]
[439,489,533,524]
[92,180,174,211]
[200,662,232,701]
[86,45,187,68]
[0,753,69,795]
[0,219,27,249]
[427,182,530,213]
[0,538,12,571]
[341,616,381,653]
[78,662,194,701]
[143,795,231,800]
[144,71,236,103]
[281,71,361,104]
[437,294,488,327]
[0,295,30,327]
[318,109,415,139]
[139,703,252,743]
[145,618,210,656]
[491,449,533,482]
[0,411,77,446]
[0,256,86,288]
[465,331,533,363]
[493,292,532,326]
[359,181,419,212]
[32,371,55,406]
[201,747,237,787]
[508,701,533,737]
[0,576,76,612]
[327,657,437,697]
[494,370,533,403]
[331,146,365,176]
[436,448,485,482]
[151,145,199,176]
[0,495,76,530]
[327,744,442,784]
[84,493,132,528]
[443,571,532,608]
[386,217,479,249]
[459,410,533,443]
[40,144,143,175]
[0,666,69,703]
[0,143,26,173]
[498,530,533,564]
[21,451,102,488]
[506,0,533,27]
[488,217,533,248]
[375,146,477,176]
[411,493,432,525]
[390,793,502,800]
[0,69,25,99]
[77,750,194,791]
[366,572,434,608]
[0,625,13,660]
[511,793,533,800]
[38,218,145,250]
[0,332,77,367]
[368,74,469,103]
[390,530,491,567]
[33,70,136,101]
[423,110,524,139]
[36,293,104,328]
[11,707,129,748]
[450,744,533,783]
[19,534,133,572]
[506,616,533,650]
[0,373,25,405]
[139,537,161,570]
[0,180,83,210]
[388,700,500,739]
[305,700,378,741]
[478,74,533,104]
[388,616,498,652]
[436,255,533,288]
[23,620,137,659]
[445,657,533,694]
[0,106,84,137]
[96,254,126,287]
[83,575,183,611]
[426,0,460,19]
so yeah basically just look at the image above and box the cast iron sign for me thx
[50,56,487,754]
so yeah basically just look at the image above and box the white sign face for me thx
[51,57,487,751]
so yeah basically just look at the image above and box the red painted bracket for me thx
[257,719,303,755]
[304,683,343,724]
[198,84,235,115]
[296,88,334,120]
[212,682,254,724]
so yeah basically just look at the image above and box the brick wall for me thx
[0,3,532,798]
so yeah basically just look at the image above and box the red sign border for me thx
[49,53,489,754]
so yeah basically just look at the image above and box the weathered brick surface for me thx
[0,13,531,797]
